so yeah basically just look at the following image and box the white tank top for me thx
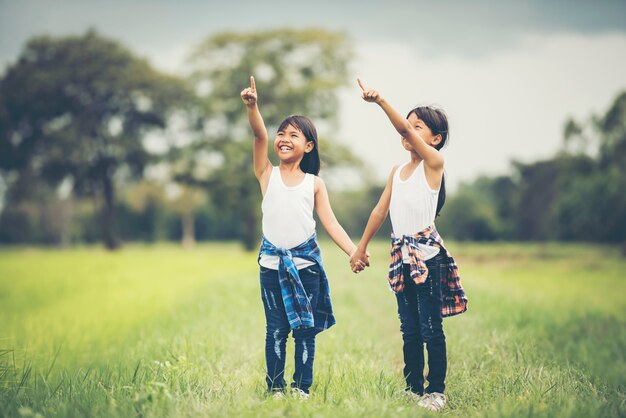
[259,166,316,270]
[389,161,441,263]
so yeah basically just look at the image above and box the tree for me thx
[0,31,191,249]
[163,184,206,248]
[560,91,626,251]
[597,92,626,170]
[436,178,503,241]
[179,28,359,250]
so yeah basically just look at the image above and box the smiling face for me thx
[402,113,443,151]
[274,123,314,162]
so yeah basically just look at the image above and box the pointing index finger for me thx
[250,76,256,91]
[357,78,366,91]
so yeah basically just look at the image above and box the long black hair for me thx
[406,106,449,217]
[277,115,320,175]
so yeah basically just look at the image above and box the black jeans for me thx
[395,252,447,395]
[260,264,321,394]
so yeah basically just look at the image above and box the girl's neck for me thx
[409,151,422,165]
[279,161,303,173]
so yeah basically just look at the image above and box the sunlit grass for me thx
[1,241,625,417]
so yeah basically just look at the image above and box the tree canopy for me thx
[0,31,192,248]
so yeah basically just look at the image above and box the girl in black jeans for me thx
[351,79,467,412]
[396,254,447,396]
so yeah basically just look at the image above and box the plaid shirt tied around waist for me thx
[389,225,468,317]
[259,233,336,333]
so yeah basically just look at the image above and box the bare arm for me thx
[357,78,443,172]
[349,166,396,272]
[314,177,357,257]
[241,76,272,186]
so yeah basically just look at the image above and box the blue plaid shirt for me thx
[258,233,336,333]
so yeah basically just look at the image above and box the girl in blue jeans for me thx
[351,79,467,412]
[241,77,363,398]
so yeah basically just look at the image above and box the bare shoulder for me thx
[423,159,444,191]
[388,165,400,183]
[314,175,325,193]
[425,150,445,171]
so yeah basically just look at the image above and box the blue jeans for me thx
[396,252,447,395]
[260,264,321,394]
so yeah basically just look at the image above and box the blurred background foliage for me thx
[0,29,625,252]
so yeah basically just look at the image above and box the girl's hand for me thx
[349,247,370,274]
[241,76,257,106]
[357,78,382,104]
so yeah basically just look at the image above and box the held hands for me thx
[241,76,257,106]
[349,246,371,274]
[357,78,383,104]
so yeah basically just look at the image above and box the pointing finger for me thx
[250,76,256,91]
[357,78,366,91]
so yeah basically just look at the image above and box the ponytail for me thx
[436,173,446,217]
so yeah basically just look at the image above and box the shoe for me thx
[291,387,310,400]
[417,392,446,412]
[403,390,424,402]
[270,390,285,400]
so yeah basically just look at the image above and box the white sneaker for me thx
[403,390,424,402]
[271,391,286,400]
[291,387,310,400]
[417,392,446,412]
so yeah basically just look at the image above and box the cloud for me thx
[338,32,626,190]
[3,1,626,68]
[2,0,624,193]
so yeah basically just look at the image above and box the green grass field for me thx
[1,241,625,417]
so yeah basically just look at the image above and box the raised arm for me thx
[314,177,358,258]
[349,166,396,272]
[357,78,443,171]
[241,76,272,185]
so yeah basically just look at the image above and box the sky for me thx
[1,0,626,190]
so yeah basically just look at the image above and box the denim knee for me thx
[293,326,315,341]
[400,324,421,342]
[420,323,445,344]
[266,325,290,340]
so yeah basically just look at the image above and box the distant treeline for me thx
[0,29,359,249]
[435,91,626,245]
[1,31,624,249]
[329,91,626,247]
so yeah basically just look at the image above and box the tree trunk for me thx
[181,211,195,249]
[242,208,258,251]
[59,198,73,247]
[102,173,120,250]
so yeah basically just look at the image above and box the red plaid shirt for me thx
[388,225,468,317]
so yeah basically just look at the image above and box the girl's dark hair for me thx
[406,106,449,217]
[277,115,320,175]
